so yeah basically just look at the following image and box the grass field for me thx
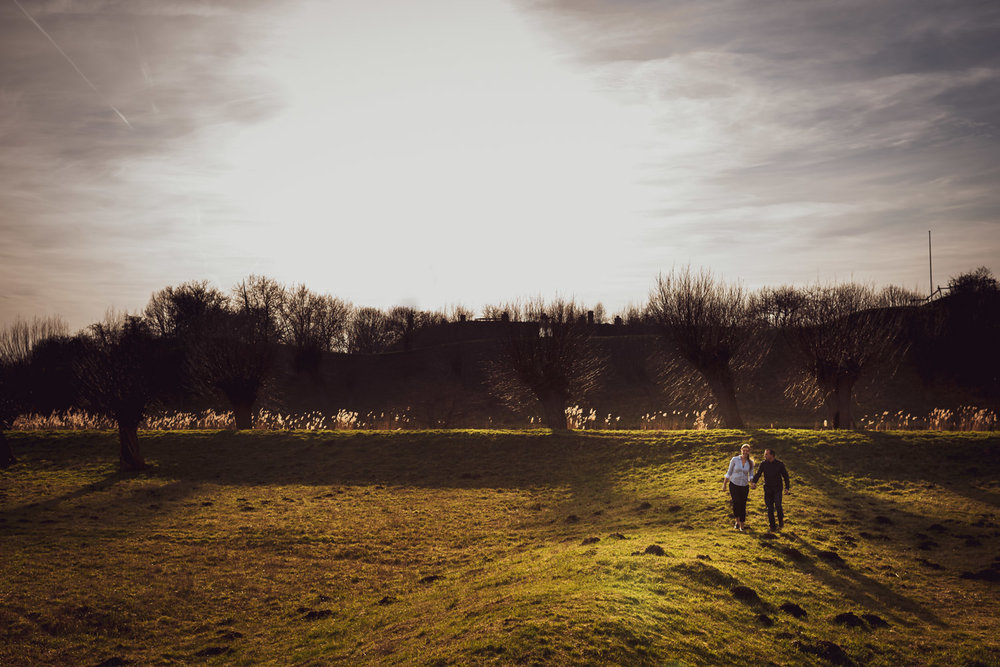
[2,429,999,666]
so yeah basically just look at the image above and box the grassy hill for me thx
[2,430,999,665]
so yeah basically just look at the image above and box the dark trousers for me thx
[729,483,749,522]
[764,485,784,528]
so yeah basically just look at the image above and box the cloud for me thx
[0,0,283,327]
[521,0,1000,287]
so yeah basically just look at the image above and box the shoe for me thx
[769,525,777,531]
[735,521,739,530]
[778,519,784,528]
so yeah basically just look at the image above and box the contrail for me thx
[13,0,133,128]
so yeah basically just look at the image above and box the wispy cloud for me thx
[522,0,1000,287]
[0,0,282,328]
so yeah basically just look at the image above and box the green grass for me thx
[2,429,999,666]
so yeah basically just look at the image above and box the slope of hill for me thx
[2,430,998,665]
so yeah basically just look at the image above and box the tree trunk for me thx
[540,394,568,430]
[836,375,855,429]
[825,376,856,429]
[705,372,745,429]
[0,430,15,469]
[118,423,145,471]
[233,403,254,430]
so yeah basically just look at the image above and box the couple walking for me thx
[722,443,790,532]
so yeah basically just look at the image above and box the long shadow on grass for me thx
[114,430,745,493]
[771,531,945,627]
[731,429,970,627]
[836,431,1000,510]
[3,430,740,544]
[1,475,203,532]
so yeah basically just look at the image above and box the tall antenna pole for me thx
[928,230,933,298]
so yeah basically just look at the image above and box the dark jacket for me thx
[752,459,790,490]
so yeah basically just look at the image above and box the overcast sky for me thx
[2,0,998,331]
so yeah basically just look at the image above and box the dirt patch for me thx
[862,613,889,629]
[916,558,943,570]
[833,612,865,628]
[731,585,761,604]
[818,550,846,566]
[960,568,1000,582]
[779,602,807,618]
[795,640,854,666]
[780,546,807,561]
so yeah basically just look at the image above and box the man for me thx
[750,448,791,531]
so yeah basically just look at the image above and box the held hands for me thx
[750,482,757,490]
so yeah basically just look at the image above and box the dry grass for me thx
[2,430,999,665]
[15,405,996,433]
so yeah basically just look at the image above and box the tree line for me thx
[1,266,997,471]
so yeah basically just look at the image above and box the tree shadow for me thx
[769,530,945,627]
[2,473,202,528]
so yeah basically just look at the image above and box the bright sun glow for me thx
[210,0,659,309]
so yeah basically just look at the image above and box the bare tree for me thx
[0,317,68,467]
[611,302,650,326]
[387,306,418,352]
[313,295,353,353]
[186,306,274,430]
[76,313,177,470]
[487,299,604,429]
[281,284,351,369]
[647,267,765,428]
[445,304,475,323]
[232,274,286,344]
[144,281,228,338]
[758,285,808,330]
[786,283,915,429]
[348,307,394,354]
[482,300,524,322]
[160,277,284,430]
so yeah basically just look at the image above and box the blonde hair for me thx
[739,443,754,469]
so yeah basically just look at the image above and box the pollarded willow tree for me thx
[198,276,285,430]
[647,267,766,429]
[144,277,282,431]
[784,283,917,429]
[487,299,605,430]
[76,314,179,470]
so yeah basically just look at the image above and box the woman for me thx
[723,443,754,531]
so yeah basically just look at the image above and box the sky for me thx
[2,0,998,331]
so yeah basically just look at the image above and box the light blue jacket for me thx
[725,456,753,487]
